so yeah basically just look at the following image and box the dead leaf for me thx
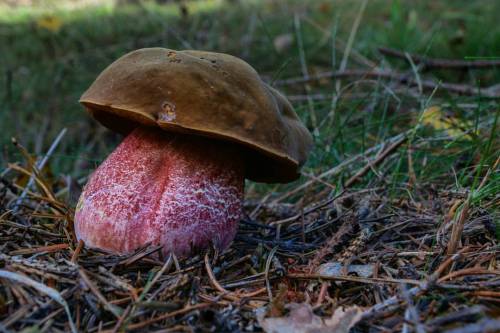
[258,303,362,333]
[36,15,63,33]
[421,106,476,140]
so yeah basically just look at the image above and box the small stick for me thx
[120,244,163,266]
[110,305,132,333]
[117,256,173,331]
[79,268,122,318]
[141,255,173,301]
[344,135,407,187]
[271,190,344,226]
[10,243,69,256]
[379,46,500,69]
[466,291,500,298]
[204,253,266,300]
[205,253,230,294]
[438,268,500,283]
[361,247,470,320]
[434,246,471,278]
[447,156,500,254]
[426,305,484,327]
[274,69,500,98]
[287,273,420,285]
[273,132,406,203]
[264,247,278,302]
[71,240,85,263]
[11,128,67,212]
[125,303,212,330]
[440,318,500,333]
[315,281,329,307]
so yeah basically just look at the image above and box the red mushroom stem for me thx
[74,127,244,257]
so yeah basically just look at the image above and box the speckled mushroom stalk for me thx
[75,127,244,257]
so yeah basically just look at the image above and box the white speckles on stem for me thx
[74,127,244,257]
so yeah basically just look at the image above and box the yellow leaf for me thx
[36,15,63,33]
[421,106,475,140]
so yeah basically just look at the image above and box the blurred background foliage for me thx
[1,0,499,198]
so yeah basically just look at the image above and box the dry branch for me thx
[275,69,500,98]
[379,46,500,69]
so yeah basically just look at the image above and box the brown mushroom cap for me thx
[80,48,313,183]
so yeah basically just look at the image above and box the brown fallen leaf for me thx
[257,303,362,333]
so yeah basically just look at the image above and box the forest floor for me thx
[0,0,499,332]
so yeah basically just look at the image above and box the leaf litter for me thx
[1,142,498,332]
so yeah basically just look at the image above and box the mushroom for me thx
[75,48,312,257]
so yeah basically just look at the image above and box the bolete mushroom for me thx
[75,48,312,257]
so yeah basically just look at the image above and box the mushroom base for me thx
[74,127,244,257]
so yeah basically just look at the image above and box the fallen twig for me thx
[274,132,407,203]
[275,69,500,97]
[287,273,420,286]
[379,46,500,69]
[345,135,407,187]
[11,128,67,212]
[79,268,123,318]
[9,243,69,256]
[442,318,500,333]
